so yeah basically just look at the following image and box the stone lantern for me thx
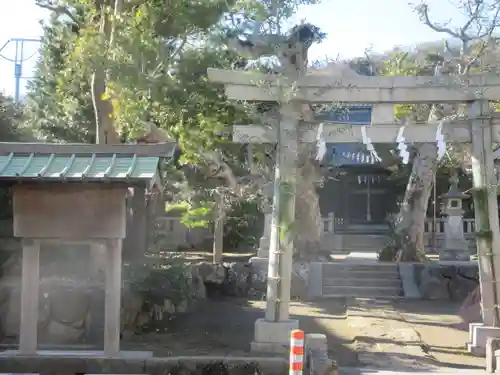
[439,171,471,261]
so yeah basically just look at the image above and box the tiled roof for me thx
[0,152,160,182]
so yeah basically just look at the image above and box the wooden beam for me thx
[104,238,122,357]
[208,68,500,103]
[19,239,40,355]
[0,142,175,157]
[232,122,500,143]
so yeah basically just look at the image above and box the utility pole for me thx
[0,38,40,101]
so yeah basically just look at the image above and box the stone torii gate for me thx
[208,64,500,356]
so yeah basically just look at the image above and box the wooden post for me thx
[469,100,500,327]
[132,187,147,260]
[104,238,122,357]
[213,192,224,264]
[19,238,40,355]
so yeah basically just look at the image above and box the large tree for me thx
[26,0,323,253]
[24,10,94,143]
[385,0,500,261]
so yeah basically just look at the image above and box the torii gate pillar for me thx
[467,100,500,356]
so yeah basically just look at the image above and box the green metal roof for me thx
[0,152,161,182]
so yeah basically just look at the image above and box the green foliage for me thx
[164,201,214,228]
[224,199,262,249]
[379,51,436,120]
[0,94,29,142]
[123,259,197,317]
[0,93,29,223]
[24,12,95,143]
[28,0,324,252]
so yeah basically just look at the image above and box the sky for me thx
[0,0,472,98]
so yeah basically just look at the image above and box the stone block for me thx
[486,337,500,372]
[251,318,299,354]
[398,263,421,299]
[416,262,479,301]
[222,262,252,297]
[249,258,309,299]
[308,262,323,299]
[468,324,500,356]
[439,249,470,261]
[249,256,268,272]
[257,236,270,258]
[305,333,339,375]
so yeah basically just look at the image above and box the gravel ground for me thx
[393,300,484,370]
[123,297,360,366]
[122,296,486,372]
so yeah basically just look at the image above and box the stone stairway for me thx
[320,261,403,298]
[339,234,389,253]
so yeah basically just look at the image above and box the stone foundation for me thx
[0,354,288,375]
[0,257,305,346]
[410,261,478,301]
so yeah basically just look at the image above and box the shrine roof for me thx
[0,142,174,184]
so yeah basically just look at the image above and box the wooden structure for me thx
[0,142,173,357]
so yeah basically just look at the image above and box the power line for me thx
[0,38,41,102]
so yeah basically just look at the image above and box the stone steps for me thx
[323,277,402,288]
[341,234,389,252]
[319,262,403,298]
[323,285,403,298]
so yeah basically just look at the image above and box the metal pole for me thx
[14,40,22,102]
[0,38,40,101]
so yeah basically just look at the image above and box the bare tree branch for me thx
[414,3,460,39]
[460,0,483,39]
[35,0,80,25]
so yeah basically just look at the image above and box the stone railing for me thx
[320,213,477,252]
[321,213,476,235]
[154,212,478,252]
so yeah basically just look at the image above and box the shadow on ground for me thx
[123,297,360,367]
[382,300,483,371]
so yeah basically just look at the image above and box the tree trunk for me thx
[91,0,121,145]
[396,142,437,261]
[395,101,458,261]
[91,69,119,144]
[295,143,325,261]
